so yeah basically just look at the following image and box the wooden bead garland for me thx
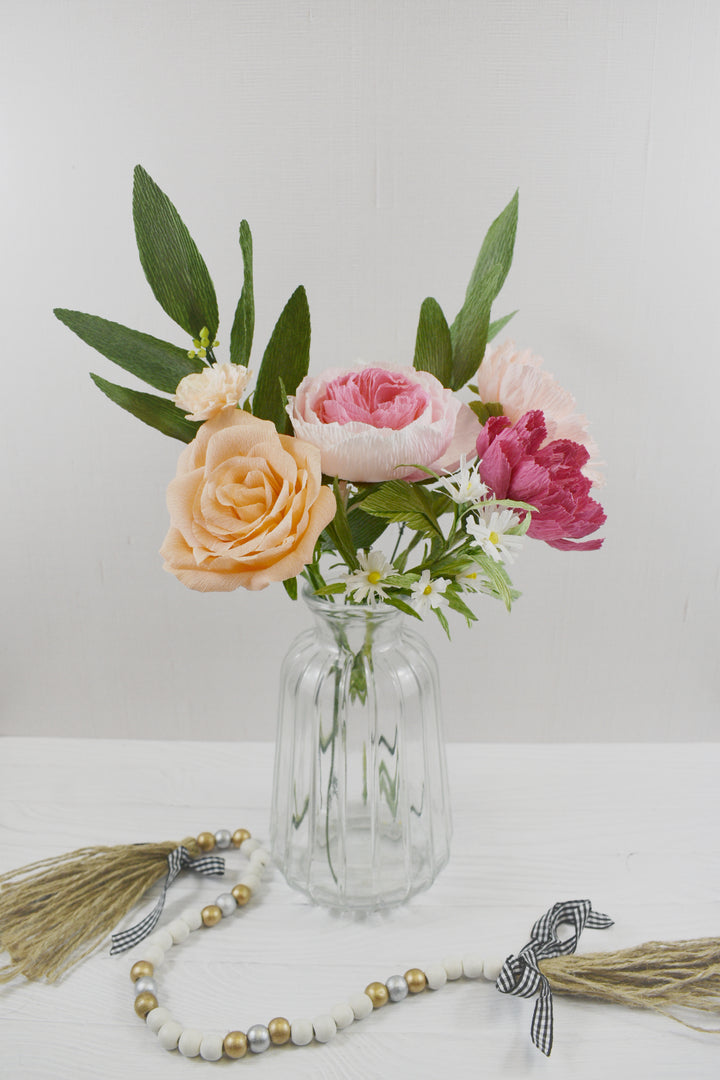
[129,827,498,1061]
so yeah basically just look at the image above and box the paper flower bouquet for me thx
[55,167,605,635]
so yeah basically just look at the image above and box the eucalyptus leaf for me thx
[252,286,310,433]
[413,297,453,387]
[450,191,519,390]
[54,309,204,393]
[230,220,254,366]
[133,165,219,339]
[90,374,201,442]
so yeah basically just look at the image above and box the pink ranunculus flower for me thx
[476,341,604,485]
[288,365,481,482]
[475,410,606,551]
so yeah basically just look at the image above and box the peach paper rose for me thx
[288,365,481,482]
[160,410,337,591]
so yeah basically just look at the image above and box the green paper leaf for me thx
[282,577,298,601]
[361,480,443,538]
[487,310,518,343]
[54,309,204,394]
[90,373,200,442]
[469,400,504,425]
[323,479,359,570]
[445,588,478,625]
[450,191,518,390]
[252,285,310,433]
[348,507,389,551]
[383,595,422,620]
[230,220,254,366]
[133,164,219,339]
[413,297,453,387]
[314,582,347,596]
[433,605,452,638]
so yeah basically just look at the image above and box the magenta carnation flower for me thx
[475,410,605,551]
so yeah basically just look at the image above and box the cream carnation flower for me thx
[476,342,603,485]
[174,362,251,422]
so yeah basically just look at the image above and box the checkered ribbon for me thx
[110,846,225,954]
[496,899,614,1056]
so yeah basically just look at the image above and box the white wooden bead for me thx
[482,957,505,981]
[290,1019,314,1046]
[249,849,270,869]
[238,873,262,892]
[179,907,203,931]
[330,1002,355,1029]
[425,962,448,990]
[157,1021,184,1050]
[143,945,165,968]
[146,928,173,952]
[442,955,464,980]
[167,918,190,943]
[146,1007,173,1034]
[240,837,261,856]
[312,1015,337,1043]
[178,1029,204,1057]
[348,992,374,1019]
[199,1034,224,1061]
[462,953,485,979]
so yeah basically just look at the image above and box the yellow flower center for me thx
[489,531,500,546]
[467,572,477,579]
[423,584,433,595]
[367,571,382,584]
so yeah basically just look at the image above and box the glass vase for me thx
[269,589,452,910]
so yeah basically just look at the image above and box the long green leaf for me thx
[450,191,519,390]
[54,309,204,393]
[348,507,389,551]
[90,373,200,442]
[253,286,310,433]
[133,165,219,339]
[230,220,254,366]
[413,297,453,387]
[487,310,518,342]
[323,479,359,570]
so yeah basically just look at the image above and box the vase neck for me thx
[303,591,403,652]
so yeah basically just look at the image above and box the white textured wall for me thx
[2,0,718,740]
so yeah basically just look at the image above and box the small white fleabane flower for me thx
[455,567,487,593]
[466,507,524,564]
[438,455,489,506]
[409,570,450,614]
[341,549,393,604]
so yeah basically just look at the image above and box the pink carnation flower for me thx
[477,341,603,485]
[475,410,606,551]
[288,365,480,482]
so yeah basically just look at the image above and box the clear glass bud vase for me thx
[270,590,452,910]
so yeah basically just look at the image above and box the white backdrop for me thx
[2,0,718,741]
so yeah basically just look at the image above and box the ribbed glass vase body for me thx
[270,593,451,910]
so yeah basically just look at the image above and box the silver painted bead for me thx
[246,1024,271,1053]
[214,829,232,849]
[385,974,409,1002]
[215,892,237,917]
[133,976,158,997]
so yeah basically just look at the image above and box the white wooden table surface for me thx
[1,738,719,1080]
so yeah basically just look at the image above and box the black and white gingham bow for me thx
[496,899,614,1056]
[110,846,225,954]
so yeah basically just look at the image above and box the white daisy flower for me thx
[409,570,450,614]
[455,567,487,593]
[437,455,489,506]
[466,507,524,564]
[341,549,393,604]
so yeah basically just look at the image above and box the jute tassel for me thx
[0,838,199,984]
[541,939,720,1032]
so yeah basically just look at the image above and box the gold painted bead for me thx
[231,883,252,906]
[404,968,427,993]
[232,828,251,847]
[201,904,223,927]
[365,981,389,1008]
[134,991,158,1018]
[197,831,216,852]
[130,960,153,982]
[268,1017,291,1045]
[223,1030,248,1058]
